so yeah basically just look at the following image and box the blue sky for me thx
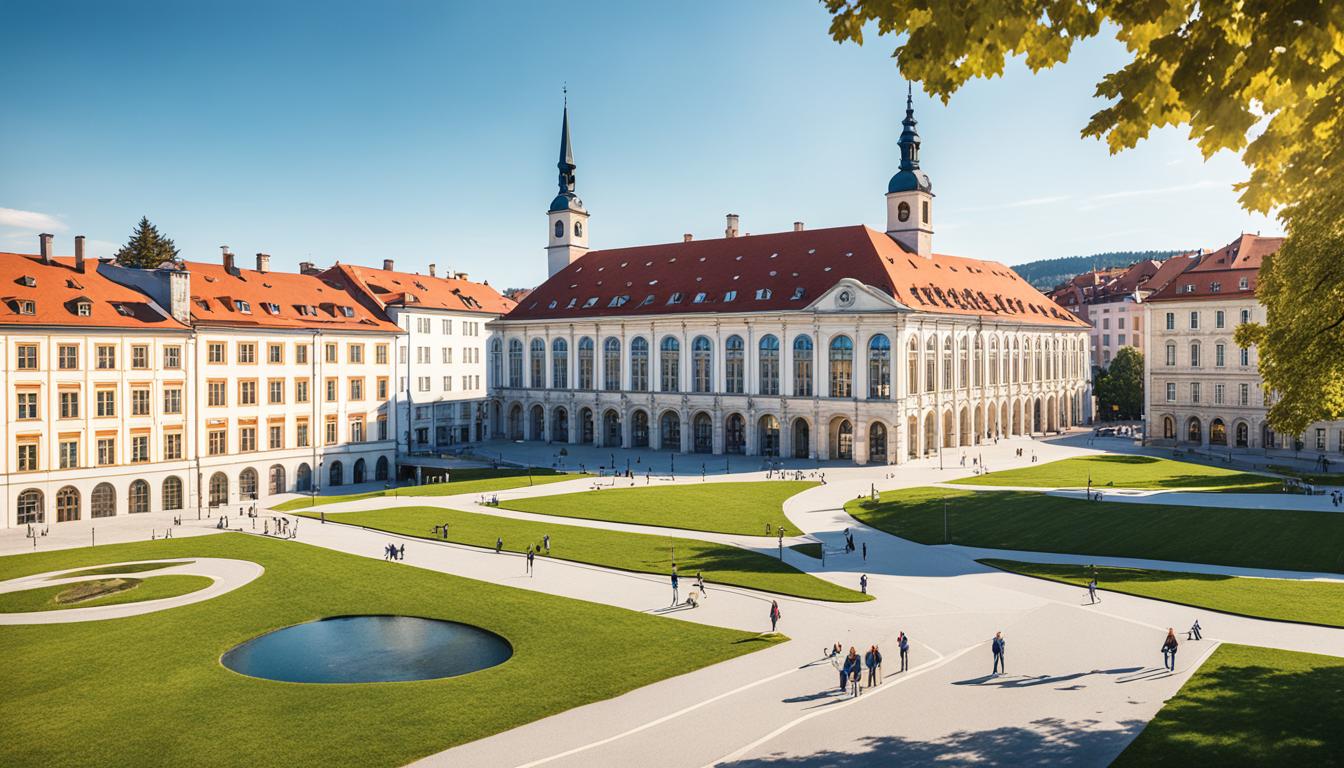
[1,0,1278,288]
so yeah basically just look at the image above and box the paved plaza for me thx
[3,434,1341,767]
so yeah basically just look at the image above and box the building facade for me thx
[1144,234,1344,454]
[488,95,1091,464]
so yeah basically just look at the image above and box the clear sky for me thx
[1,0,1279,289]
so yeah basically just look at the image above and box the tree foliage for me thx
[824,0,1344,433]
[114,216,179,269]
[1093,346,1144,421]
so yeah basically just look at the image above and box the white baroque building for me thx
[487,96,1091,464]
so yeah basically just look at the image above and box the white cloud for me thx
[0,207,67,231]
[1079,180,1229,209]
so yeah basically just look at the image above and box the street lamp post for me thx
[943,496,948,544]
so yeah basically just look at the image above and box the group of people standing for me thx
[830,636,907,696]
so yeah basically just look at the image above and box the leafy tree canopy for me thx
[114,216,180,269]
[1094,346,1144,421]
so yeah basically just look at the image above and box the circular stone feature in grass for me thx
[0,575,214,614]
[221,615,512,683]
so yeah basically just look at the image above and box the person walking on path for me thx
[526,548,534,576]
[859,574,868,594]
[1087,577,1098,604]
[543,534,550,553]
[1162,628,1179,671]
[495,536,503,554]
[898,632,909,672]
[398,543,405,561]
[1190,619,1202,641]
[991,631,1006,675]
[838,649,850,692]
[671,571,680,606]
[849,648,863,696]
[769,600,781,632]
[696,571,707,598]
[865,646,879,687]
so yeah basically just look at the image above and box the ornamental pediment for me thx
[807,278,910,314]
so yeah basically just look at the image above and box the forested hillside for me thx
[1012,250,1188,290]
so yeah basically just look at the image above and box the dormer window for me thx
[755,288,772,300]
[263,302,280,315]
[1239,277,1249,290]
[76,301,91,317]
[566,298,577,308]
[582,297,598,308]
[639,294,655,306]
[236,300,252,314]
[547,299,558,309]
[296,304,316,316]
[723,290,737,302]
[19,275,36,288]
[338,306,355,317]
[114,303,132,317]
[667,292,683,305]
[608,295,629,307]
[790,287,806,301]
[1210,282,1221,293]
[692,292,707,304]
[17,299,36,315]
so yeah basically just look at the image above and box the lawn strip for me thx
[951,454,1279,492]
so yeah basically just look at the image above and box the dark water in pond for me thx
[221,615,512,683]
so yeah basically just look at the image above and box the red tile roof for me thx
[330,264,516,316]
[183,261,401,332]
[505,225,1086,328]
[1146,235,1283,303]
[0,253,187,330]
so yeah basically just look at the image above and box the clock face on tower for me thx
[897,202,910,222]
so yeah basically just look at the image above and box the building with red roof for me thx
[488,95,1093,464]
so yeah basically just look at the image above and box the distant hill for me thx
[1012,250,1190,291]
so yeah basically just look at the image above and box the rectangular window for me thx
[348,344,363,364]
[295,379,309,403]
[325,343,337,363]
[443,376,452,391]
[97,437,116,465]
[378,418,388,441]
[59,438,79,469]
[418,376,431,392]
[269,424,284,449]
[163,432,183,460]
[442,319,452,334]
[164,387,182,414]
[1166,382,1176,402]
[60,391,79,419]
[239,426,256,452]
[325,378,337,402]
[268,379,284,404]
[1239,383,1249,405]
[1215,344,1225,367]
[376,344,388,365]
[131,435,149,463]
[163,345,181,369]
[16,391,38,420]
[377,377,389,399]
[96,344,116,369]
[131,345,149,369]
[131,387,150,416]
[1215,310,1225,329]
[349,378,364,400]
[17,441,39,472]
[208,342,225,363]
[237,343,256,364]
[238,380,257,405]
[325,418,338,445]
[1240,347,1250,366]
[1317,428,1326,451]
[1240,308,1250,325]
[296,420,309,448]
[296,344,309,365]
[1165,312,1175,331]
[208,380,227,407]
[208,430,226,455]
[349,418,365,442]
[96,389,116,417]
[1189,311,1199,330]
[1191,382,1201,403]
[58,344,79,369]
[1214,384,1225,405]
[268,343,284,364]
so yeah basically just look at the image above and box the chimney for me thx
[456,272,469,282]
[382,259,395,271]
[256,253,271,273]
[39,233,53,263]
[793,221,805,232]
[298,261,315,274]
[220,246,235,274]
[74,235,87,272]
[683,233,694,242]
[428,263,436,277]
[725,214,739,238]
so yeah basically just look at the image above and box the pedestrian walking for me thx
[991,631,1006,675]
[526,549,534,576]
[849,648,862,696]
[543,534,550,553]
[859,574,868,594]
[865,646,878,687]
[696,571,706,598]
[898,632,909,671]
[1087,577,1098,604]
[1190,619,1202,641]
[496,536,503,554]
[671,572,680,606]
[769,600,781,632]
[398,543,405,560]
[1161,628,1179,671]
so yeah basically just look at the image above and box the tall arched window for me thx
[577,337,594,389]
[239,467,258,500]
[56,486,80,522]
[989,337,999,385]
[128,480,150,513]
[758,335,780,395]
[925,336,937,392]
[490,339,502,387]
[507,338,523,388]
[724,335,745,394]
[867,334,890,399]
[209,473,229,507]
[829,335,853,398]
[530,338,545,388]
[630,337,649,391]
[973,336,983,387]
[17,489,43,524]
[942,337,953,390]
[1011,338,1020,382]
[793,335,814,396]
[691,336,713,393]
[1034,338,1043,380]
[163,476,183,511]
[907,337,919,395]
[551,338,569,388]
[602,337,621,390]
[92,483,116,517]
[660,337,681,392]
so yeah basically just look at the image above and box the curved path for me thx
[0,557,264,625]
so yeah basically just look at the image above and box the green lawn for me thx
[0,534,779,768]
[951,454,1280,492]
[0,574,213,613]
[1113,644,1344,766]
[299,505,869,602]
[980,559,1344,627]
[498,481,814,535]
[272,467,584,511]
[54,560,194,579]
[1268,465,1344,486]
[847,487,1344,574]
[788,543,823,559]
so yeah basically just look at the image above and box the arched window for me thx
[758,335,780,395]
[353,458,366,484]
[829,335,853,398]
[128,480,150,514]
[724,335,745,394]
[958,337,968,388]
[942,337,954,390]
[867,334,890,399]
[973,336,983,387]
[602,337,621,391]
[17,489,43,525]
[1163,416,1175,439]
[925,336,937,392]
[989,337,999,385]
[1011,338,1020,383]
[56,486,80,522]
[239,467,258,500]
[268,465,286,496]
[209,473,228,506]
[869,422,887,462]
[92,483,117,517]
[554,220,563,239]
[1210,419,1227,445]
[1215,342,1225,368]
[376,456,390,481]
[507,338,523,388]
[630,337,649,391]
[691,336,713,393]
[530,339,545,388]
[692,412,713,452]
[660,411,681,449]
[659,337,681,392]
[162,476,183,511]
[577,337,594,389]
[328,461,344,487]
[551,338,569,388]
[907,337,919,395]
[725,413,746,453]
[1187,417,1202,443]
[793,335,814,396]
[296,463,313,492]
[574,220,583,237]
[489,339,502,387]
[1034,338,1043,380]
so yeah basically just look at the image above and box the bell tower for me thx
[546,96,590,277]
[885,83,934,259]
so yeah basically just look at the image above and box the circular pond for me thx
[221,615,512,683]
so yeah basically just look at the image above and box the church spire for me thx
[885,81,934,259]
[888,82,931,193]
[546,90,590,277]
[550,91,584,214]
